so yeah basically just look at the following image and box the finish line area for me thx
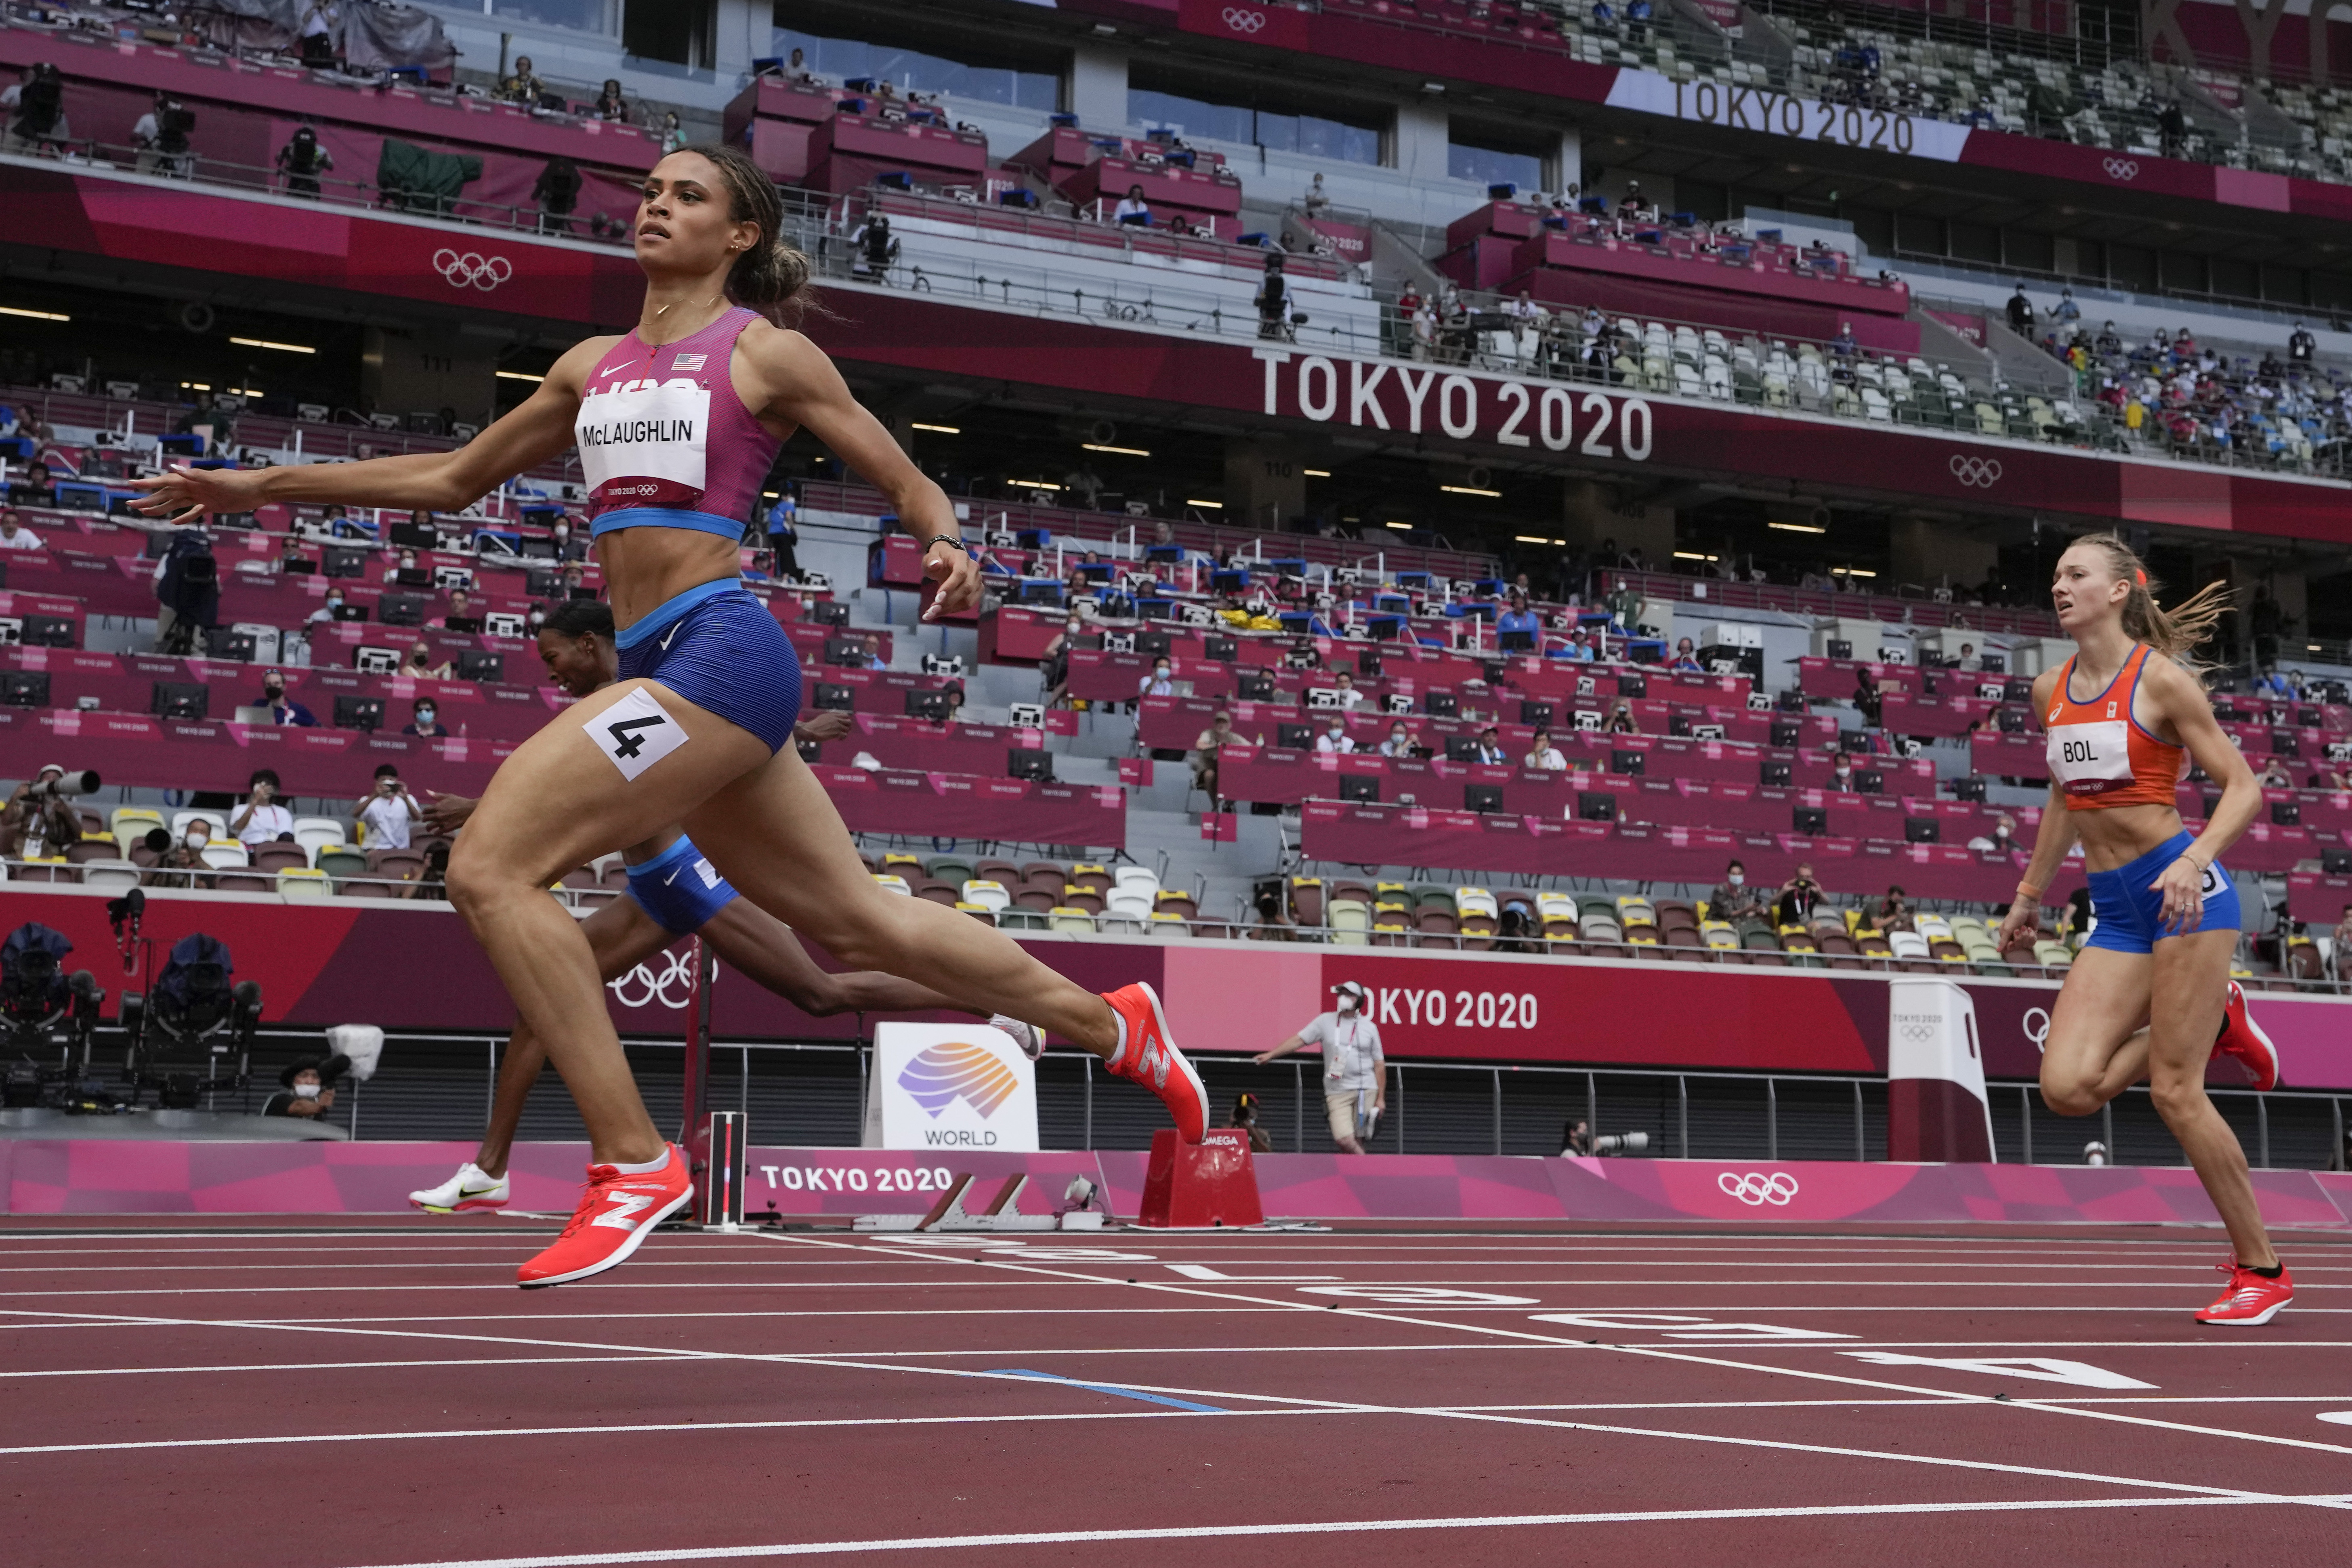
[1,1219,2347,1564]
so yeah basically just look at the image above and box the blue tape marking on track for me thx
[990,1368,1226,1413]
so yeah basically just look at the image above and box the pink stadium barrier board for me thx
[8,1142,2349,1228]
[6,890,2352,1087]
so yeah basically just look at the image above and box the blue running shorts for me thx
[2084,829,2241,955]
[624,833,739,936]
[614,578,803,753]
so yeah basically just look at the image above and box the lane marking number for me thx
[1843,1352,2155,1390]
[1531,1312,1854,1341]
[1300,1286,1540,1306]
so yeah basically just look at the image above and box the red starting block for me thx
[1136,1128,1263,1228]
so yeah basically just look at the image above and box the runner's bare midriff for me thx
[595,528,743,630]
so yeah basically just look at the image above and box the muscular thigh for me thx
[2145,929,2235,1085]
[2041,946,2152,1086]
[454,679,771,887]
[678,745,900,934]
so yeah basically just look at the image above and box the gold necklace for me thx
[651,293,720,319]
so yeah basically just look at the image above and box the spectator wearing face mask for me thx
[355,763,420,849]
[403,698,447,738]
[1253,980,1385,1154]
[1040,613,1083,705]
[1777,863,1824,927]
[254,670,316,726]
[1316,714,1356,755]
[1138,657,1176,699]
[1830,753,1857,791]
[264,1053,349,1119]
[1708,859,1770,936]
[154,815,216,886]
[403,640,454,680]
[1378,720,1418,758]
[307,587,350,626]
[1966,814,2018,852]
[230,768,296,848]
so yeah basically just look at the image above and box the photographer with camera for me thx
[229,769,295,848]
[2,764,86,861]
[152,527,218,654]
[263,1053,347,1120]
[2,63,68,156]
[131,91,195,178]
[276,122,334,199]
[154,815,215,886]
[354,764,420,850]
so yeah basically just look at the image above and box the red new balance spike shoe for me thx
[2212,980,2280,1092]
[1102,982,1207,1144]
[517,1143,692,1289]
[2194,1260,2293,1326]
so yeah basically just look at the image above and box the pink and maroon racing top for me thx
[574,305,781,541]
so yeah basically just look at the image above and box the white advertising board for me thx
[861,1022,1040,1153]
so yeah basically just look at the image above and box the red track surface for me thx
[2,1215,2348,1565]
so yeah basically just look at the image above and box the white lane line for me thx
[14,1232,2348,1486]
[3,1301,2332,1510]
[114,1305,2352,1327]
[0,1354,688,1379]
[19,1342,2352,1379]
[9,1276,2339,1300]
[325,1494,2352,1566]
[764,1234,2352,1468]
[0,1406,1290,1457]
[27,1257,2352,1276]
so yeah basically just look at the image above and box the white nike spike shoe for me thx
[990,1015,1044,1061]
[409,1162,511,1214]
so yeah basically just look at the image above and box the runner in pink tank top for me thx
[129,142,1209,1293]
[576,304,778,540]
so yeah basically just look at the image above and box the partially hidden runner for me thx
[406,600,1040,1213]
[1996,533,2287,1325]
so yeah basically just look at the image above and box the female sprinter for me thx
[131,144,1208,1286]
[1996,534,2286,1325]
[405,599,1044,1216]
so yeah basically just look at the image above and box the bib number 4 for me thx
[588,685,688,781]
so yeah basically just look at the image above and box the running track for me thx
[1,1216,2347,1565]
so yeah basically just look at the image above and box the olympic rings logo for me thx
[2102,157,2140,181]
[1221,5,1268,31]
[1949,454,2003,488]
[433,248,513,291]
[1717,1171,1800,1207]
[608,946,698,1010]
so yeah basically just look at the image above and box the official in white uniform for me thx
[1255,980,1386,1154]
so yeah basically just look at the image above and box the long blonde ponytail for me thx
[2068,532,2233,670]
